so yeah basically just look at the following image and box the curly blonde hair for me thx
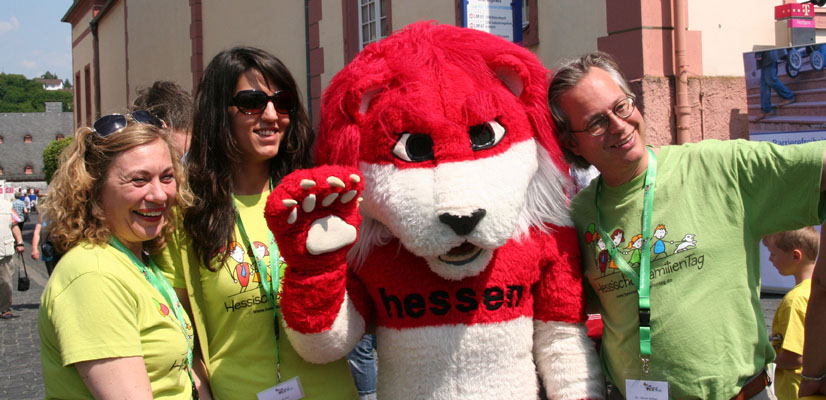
[42,118,192,254]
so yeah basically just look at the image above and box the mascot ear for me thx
[317,66,388,166]
[344,77,386,123]
[489,53,531,101]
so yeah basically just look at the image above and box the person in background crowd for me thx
[1,196,24,319]
[133,80,195,157]
[11,192,27,231]
[756,49,795,119]
[38,111,209,399]
[547,51,826,399]
[762,227,819,399]
[31,213,60,276]
[153,46,357,399]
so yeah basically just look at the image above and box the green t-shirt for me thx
[771,279,811,400]
[39,241,193,399]
[571,139,826,399]
[155,191,357,400]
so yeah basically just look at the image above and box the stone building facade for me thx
[0,102,74,182]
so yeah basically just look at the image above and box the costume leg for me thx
[347,333,377,399]
[0,256,14,312]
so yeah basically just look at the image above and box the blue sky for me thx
[0,1,73,81]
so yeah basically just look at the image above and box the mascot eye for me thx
[393,133,434,162]
[469,120,506,151]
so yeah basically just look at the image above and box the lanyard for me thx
[231,178,284,382]
[108,237,197,396]
[594,147,657,368]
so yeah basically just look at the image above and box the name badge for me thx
[257,376,305,400]
[626,379,668,400]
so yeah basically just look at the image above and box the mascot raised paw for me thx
[265,21,604,399]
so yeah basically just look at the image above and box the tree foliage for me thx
[0,73,73,112]
[42,137,73,183]
[40,71,58,80]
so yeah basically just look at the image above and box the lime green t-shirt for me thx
[571,139,826,399]
[156,191,357,400]
[39,241,193,399]
[772,279,812,400]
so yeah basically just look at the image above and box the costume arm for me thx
[265,166,367,363]
[800,223,826,396]
[75,356,153,400]
[533,225,604,399]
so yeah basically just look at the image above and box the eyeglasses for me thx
[92,110,164,138]
[231,90,296,115]
[570,96,636,137]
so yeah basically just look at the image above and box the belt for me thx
[731,370,770,400]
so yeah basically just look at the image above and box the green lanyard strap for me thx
[595,147,657,361]
[231,178,284,382]
[108,237,197,397]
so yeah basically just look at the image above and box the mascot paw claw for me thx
[265,165,364,260]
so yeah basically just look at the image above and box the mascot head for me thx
[318,22,571,280]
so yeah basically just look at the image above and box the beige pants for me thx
[0,255,16,312]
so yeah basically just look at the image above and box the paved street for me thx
[0,217,784,400]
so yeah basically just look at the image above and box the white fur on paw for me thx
[306,215,358,255]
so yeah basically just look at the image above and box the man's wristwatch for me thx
[14,242,24,247]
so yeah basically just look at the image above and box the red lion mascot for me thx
[265,22,603,399]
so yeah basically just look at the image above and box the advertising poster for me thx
[461,0,522,43]
[744,44,826,292]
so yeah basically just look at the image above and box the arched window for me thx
[56,134,65,140]
[0,135,4,144]
[24,165,33,175]
[24,135,32,143]
[0,167,4,175]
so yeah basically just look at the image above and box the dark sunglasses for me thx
[231,90,296,115]
[92,110,164,138]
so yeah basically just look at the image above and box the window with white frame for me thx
[359,0,387,49]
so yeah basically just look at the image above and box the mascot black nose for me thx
[439,209,486,236]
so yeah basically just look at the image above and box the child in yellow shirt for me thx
[764,227,820,400]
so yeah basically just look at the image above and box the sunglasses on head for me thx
[231,90,296,115]
[92,110,164,138]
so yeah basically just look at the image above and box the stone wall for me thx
[630,76,750,146]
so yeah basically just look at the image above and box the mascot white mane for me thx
[265,21,603,399]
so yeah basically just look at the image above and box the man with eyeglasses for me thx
[548,51,826,400]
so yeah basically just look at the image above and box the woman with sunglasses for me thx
[38,112,205,399]
[154,46,357,399]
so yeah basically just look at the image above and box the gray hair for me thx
[547,51,634,168]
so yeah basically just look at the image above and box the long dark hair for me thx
[185,46,314,270]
